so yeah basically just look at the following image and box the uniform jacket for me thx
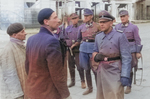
[115,22,142,53]
[77,22,101,53]
[25,27,70,99]
[0,38,27,99]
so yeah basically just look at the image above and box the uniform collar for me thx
[72,23,78,28]
[121,21,130,27]
[102,28,115,40]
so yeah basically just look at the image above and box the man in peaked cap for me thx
[93,10,132,99]
[25,8,71,99]
[64,13,86,89]
[115,10,143,94]
[71,8,101,95]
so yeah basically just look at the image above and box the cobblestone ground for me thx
[0,23,150,99]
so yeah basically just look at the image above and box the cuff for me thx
[136,45,143,53]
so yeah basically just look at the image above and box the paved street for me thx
[0,23,150,99]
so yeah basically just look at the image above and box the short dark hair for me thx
[7,23,24,36]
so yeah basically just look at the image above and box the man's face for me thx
[84,15,93,23]
[99,19,113,32]
[71,17,79,25]
[13,29,26,41]
[45,12,60,31]
[120,15,129,24]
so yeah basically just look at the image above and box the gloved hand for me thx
[120,77,129,87]
[64,95,72,99]
[94,53,106,62]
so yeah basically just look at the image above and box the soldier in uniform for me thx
[65,13,85,88]
[115,10,143,94]
[71,8,101,95]
[93,10,132,99]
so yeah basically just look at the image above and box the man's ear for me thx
[11,33,17,38]
[43,19,49,25]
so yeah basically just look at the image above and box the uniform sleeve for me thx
[119,33,132,78]
[77,25,82,42]
[93,35,99,52]
[45,38,70,98]
[133,25,143,52]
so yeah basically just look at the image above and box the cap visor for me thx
[99,17,112,21]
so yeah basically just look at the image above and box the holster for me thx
[72,46,80,53]
[131,53,138,68]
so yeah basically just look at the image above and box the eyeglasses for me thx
[99,20,111,24]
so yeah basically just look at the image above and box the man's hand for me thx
[136,53,141,59]
[70,44,75,49]
[120,77,129,86]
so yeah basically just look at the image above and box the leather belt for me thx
[107,56,121,61]
[83,39,95,42]
[128,39,134,42]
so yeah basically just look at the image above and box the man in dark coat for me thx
[25,8,71,99]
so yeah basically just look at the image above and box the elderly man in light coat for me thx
[0,23,27,99]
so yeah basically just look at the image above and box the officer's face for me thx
[120,15,129,24]
[71,17,79,25]
[99,19,113,32]
[44,12,60,31]
[84,15,93,23]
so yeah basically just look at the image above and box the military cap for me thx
[70,13,79,19]
[38,8,54,25]
[99,10,115,20]
[119,10,128,16]
[83,8,93,15]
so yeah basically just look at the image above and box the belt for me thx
[107,56,121,61]
[83,39,95,42]
[128,39,135,42]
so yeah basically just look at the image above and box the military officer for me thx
[65,13,85,88]
[71,8,101,95]
[115,10,143,94]
[93,10,132,99]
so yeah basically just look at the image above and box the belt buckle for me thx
[86,39,88,42]
[104,57,108,61]
[72,40,75,43]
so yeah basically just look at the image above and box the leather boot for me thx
[83,87,93,95]
[78,69,86,88]
[81,81,86,89]
[125,86,131,94]
[68,68,75,87]
[83,69,93,95]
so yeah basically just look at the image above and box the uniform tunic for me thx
[93,29,132,99]
[77,22,100,70]
[115,22,142,53]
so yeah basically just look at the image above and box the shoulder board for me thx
[117,30,123,33]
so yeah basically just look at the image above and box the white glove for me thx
[64,95,72,99]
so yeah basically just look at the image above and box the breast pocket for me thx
[125,31,133,37]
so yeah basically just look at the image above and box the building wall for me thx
[0,0,24,30]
